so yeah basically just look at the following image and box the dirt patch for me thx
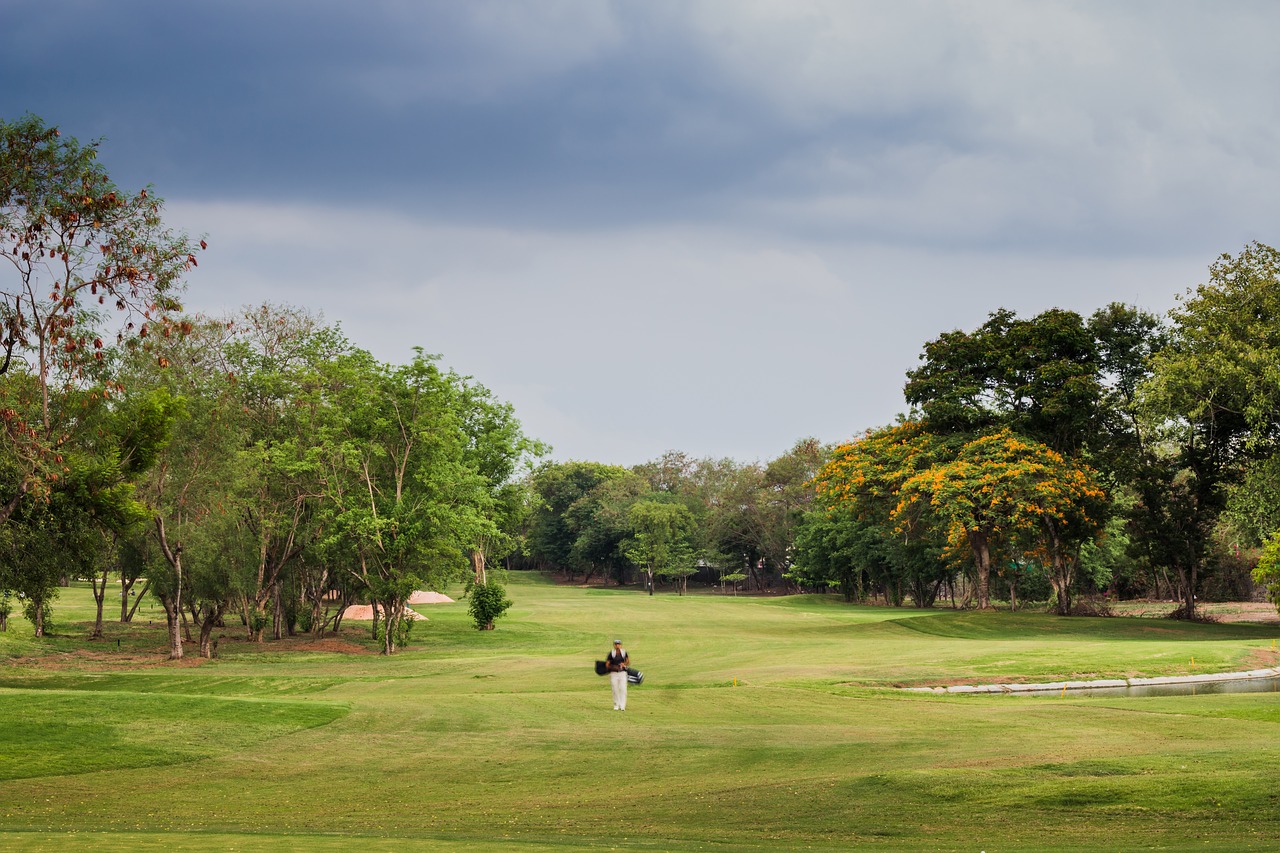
[1113,600,1280,624]
[1244,647,1280,669]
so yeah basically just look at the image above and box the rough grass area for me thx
[0,575,1278,851]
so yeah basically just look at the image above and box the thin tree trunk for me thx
[160,594,183,660]
[968,531,992,609]
[153,517,184,660]
[91,562,109,640]
[123,579,149,622]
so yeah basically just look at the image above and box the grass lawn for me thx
[0,575,1278,851]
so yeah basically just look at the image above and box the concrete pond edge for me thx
[902,666,1280,694]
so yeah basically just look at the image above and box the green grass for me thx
[0,575,1278,851]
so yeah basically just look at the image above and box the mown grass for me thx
[0,574,1278,851]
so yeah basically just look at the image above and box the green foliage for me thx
[1252,532,1280,611]
[526,460,633,572]
[1133,242,1280,615]
[467,580,512,630]
[1145,242,1280,443]
[622,499,697,594]
[905,307,1103,455]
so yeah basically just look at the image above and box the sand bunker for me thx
[408,590,454,604]
[341,604,429,621]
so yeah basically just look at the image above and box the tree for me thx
[564,470,651,585]
[454,377,546,586]
[221,305,350,640]
[525,461,631,578]
[0,115,202,522]
[1136,243,1279,616]
[808,422,952,603]
[896,429,1105,612]
[622,499,697,595]
[905,308,1102,455]
[325,351,491,654]
[468,579,512,630]
[129,319,248,660]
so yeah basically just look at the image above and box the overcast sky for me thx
[4,1,1277,465]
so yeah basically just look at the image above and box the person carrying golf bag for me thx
[606,639,629,711]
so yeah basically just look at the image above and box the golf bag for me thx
[627,669,644,685]
[595,660,608,676]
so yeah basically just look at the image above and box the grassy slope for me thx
[0,577,1278,851]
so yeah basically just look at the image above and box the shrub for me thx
[469,581,512,631]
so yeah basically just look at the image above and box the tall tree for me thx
[130,319,248,660]
[325,352,490,654]
[222,305,349,640]
[0,114,202,522]
[455,377,545,585]
[526,461,631,577]
[1136,243,1280,616]
[905,308,1102,455]
[809,422,955,604]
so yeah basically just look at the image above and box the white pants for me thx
[610,670,628,710]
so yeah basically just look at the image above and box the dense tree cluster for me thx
[520,442,826,594]
[802,246,1280,616]
[0,117,540,654]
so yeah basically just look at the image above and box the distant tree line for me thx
[522,246,1280,619]
[515,441,825,594]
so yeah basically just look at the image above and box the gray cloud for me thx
[3,1,1274,462]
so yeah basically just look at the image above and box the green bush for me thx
[468,581,512,630]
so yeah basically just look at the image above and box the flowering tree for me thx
[896,430,1106,612]
[0,115,202,521]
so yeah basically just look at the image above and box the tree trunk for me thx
[123,579,148,623]
[271,583,284,641]
[1049,552,1073,616]
[120,578,132,622]
[968,531,992,609]
[198,603,225,658]
[382,600,406,655]
[471,549,487,586]
[91,562,109,640]
[1171,559,1198,619]
[153,517,184,660]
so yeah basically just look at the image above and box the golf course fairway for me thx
[1,573,1278,852]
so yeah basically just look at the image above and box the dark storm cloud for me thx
[2,2,797,227]
[5,1,1280,463]
[8,1,1279,255]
